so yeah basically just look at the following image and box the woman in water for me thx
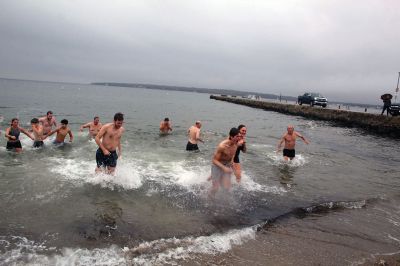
[4,118,34,152]
[233,124,247,182]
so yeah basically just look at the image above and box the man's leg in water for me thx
[209,179,221,199]
[221,174,232,191]
[107,166,116,175]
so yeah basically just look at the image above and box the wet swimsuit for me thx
[6,127,22,150]
[283,149,295,158]
[233,143,246,163]
[186,141,199,151]
[96,148,118,168]
[211,162,232,181]
[33,141,44,148]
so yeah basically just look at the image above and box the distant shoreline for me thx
[210,95,400,138]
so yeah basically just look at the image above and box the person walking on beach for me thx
[209,128,241,199]
[277,125,309,161]
[159,117,172,134]
[186,121,203,151]
[45,119,73,145]
[381,95,392,116]
[95,112,125,174]
[80,116,102,137]
[4,118,34,152]
[39,111,57,135]
[233,124,247,182]
[30,118,45,148]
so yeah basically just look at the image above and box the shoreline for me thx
[210,95,400,138]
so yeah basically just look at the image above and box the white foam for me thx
[266,151,308,167]
[0,226,257,265]
[238,172,286,194]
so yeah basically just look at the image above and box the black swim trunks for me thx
[283,148,295,158]
[6,140,22,150]
[186,141,199,151]
[96,148,118,168]
[33,141,44,148]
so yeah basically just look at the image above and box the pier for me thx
[210,95,400,138]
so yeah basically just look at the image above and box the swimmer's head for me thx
[164,118,169,122]
[31,118,39,125]
[229,127,240,142]
[11,118,19,126]
[94,116,99,124]
[46,111,53,119]
[238,124,247,136]
[113,112,124,128]
[195,121,201,128]
[287,125,294,134]
[61,119,68,127]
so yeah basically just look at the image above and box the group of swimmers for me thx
[3,111,309,198]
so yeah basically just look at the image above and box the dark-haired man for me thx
[39,111,57,135]
[209,127,241,198]
[159,117,172,134]
[186,121,203,151]
[80,116,103,137]
[95,113,125,174]
[45,119,73,144]
[31,118,45,148]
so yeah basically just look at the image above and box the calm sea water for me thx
[0,78,399,265]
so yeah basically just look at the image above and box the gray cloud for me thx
[0,0,399,104]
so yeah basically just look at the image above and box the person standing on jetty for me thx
[5,118,34,152]
[209,128,241,199]
[277,125,309,161]
[233,124,247,183]
[45,119,73,145]
[80,116,103,137]
[30,118,45,148]
[39,111,57,135]
[381,94,392,116]
[159,117,172,134]
[186,121,203,151]
[95,113,125,174]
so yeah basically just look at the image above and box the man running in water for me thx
[80,116,103,137]
[159,117,172,134]
[277,125,309,161]
[95,113,125,174]
[186,121,203,151]
[39,111,57,135]
[31,118,45,148]
[209,127,241,199]
[5,118,34,152]
[45,119,73,144]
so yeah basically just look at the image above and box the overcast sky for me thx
[0,0,399,104]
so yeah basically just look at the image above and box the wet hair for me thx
[114,112,124,121]
[94,116,99,120]
[229,127,240,138]
[47,111,53,115]
[238,124,246,130]
[164,118,169,121]
[61,119,68,124]
[11,118,19,125]
[195,121,201,125]
[31,118,39,124]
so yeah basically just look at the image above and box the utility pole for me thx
[395,72,400,103]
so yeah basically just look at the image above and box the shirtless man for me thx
[39,111,57,135]
[95,113,125,174]
[30,118,45,148]
[159,118,172,134]
[80,116,103,137]
[186,121,203,151]
[45,119,73,144]
[209,128,241,198]
[277,125,309,161]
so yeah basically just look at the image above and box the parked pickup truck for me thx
[298,93,328,107]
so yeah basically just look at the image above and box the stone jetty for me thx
[210,95,400,138]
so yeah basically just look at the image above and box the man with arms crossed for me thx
[209,128,241,199]
[186,121,203,151]
[80,116,103,137]
[95,113,125,174]
[39,111,57,135]
[277,125,309,161]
